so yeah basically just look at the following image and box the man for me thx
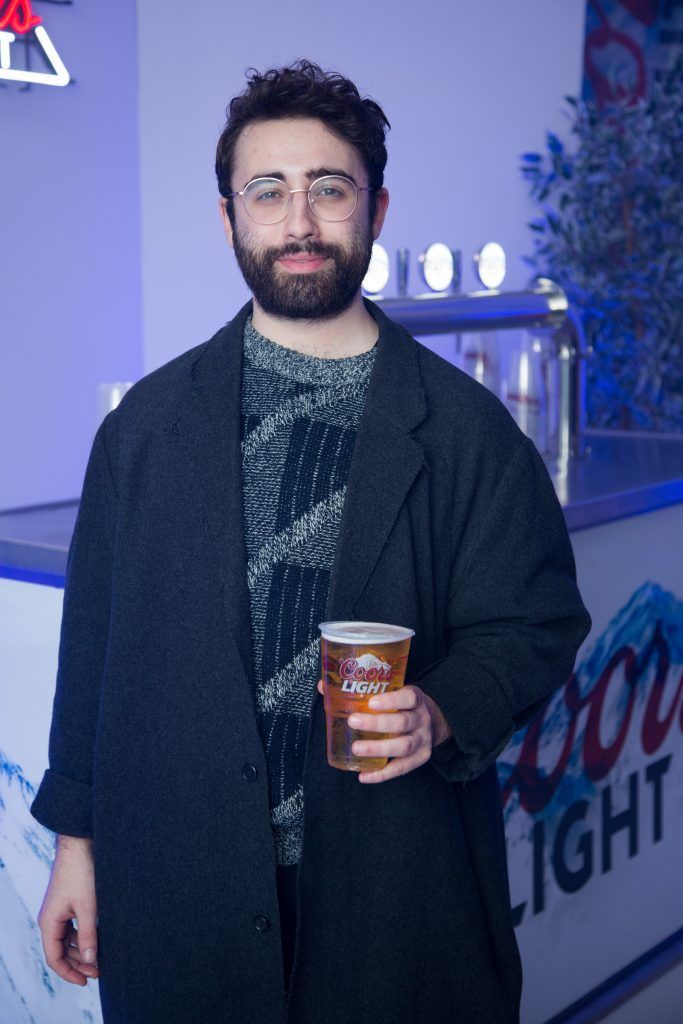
[31,60,591,1024]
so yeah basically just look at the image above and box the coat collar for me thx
[176,298,427,685]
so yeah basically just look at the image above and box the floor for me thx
[589,958,683,1024]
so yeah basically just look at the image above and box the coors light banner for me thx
[0,0,70,88]
[583,0,683,106]
[510,503,683,1022]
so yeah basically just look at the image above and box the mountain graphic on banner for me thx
[0,0,70,87]
[0,750,101,1021]
[497,580,683,828]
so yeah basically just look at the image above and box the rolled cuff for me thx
[429,735,465,782]
[417,655,516,783]
[30,768,93,838]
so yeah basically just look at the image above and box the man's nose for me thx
[284,190,320,239]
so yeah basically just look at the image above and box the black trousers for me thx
[276,864,298,992]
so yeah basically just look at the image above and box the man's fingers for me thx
[65,948,100,978]
[40,911,71,968]
[52,959,89,986]
[353,735,417,758]
[41,921,88,986]
[74,902,99,965]
[348,710,417,734]
[37,836,98,988]
[318,683,422,711]
[40,906,98,986]
[358,747,431,784]
[367,686,421,712]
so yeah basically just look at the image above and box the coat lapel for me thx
[175,303,255,687]
[326,300,428,619]
[171,298,428,685]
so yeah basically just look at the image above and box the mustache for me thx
[270,242,340,260]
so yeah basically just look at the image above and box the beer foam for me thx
[318,621,415,645]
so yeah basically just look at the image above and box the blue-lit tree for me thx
[521,55,683,432]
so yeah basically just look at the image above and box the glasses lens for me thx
[243,179,290,224]
[309,176,357,221]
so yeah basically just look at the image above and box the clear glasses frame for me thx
[226,174,376,224]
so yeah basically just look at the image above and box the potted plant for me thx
[520,54,683,432]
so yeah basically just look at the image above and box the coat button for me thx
[242,764,258,782]
[254,915,270,933]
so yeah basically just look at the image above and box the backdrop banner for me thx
[583,0,683,106]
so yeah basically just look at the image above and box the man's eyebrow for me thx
[306,167,358,185]
[243,168,358,187]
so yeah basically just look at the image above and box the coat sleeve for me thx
[30,413,119,837]
[414,435,591,783]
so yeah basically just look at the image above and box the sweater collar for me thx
[189,298,427,436]
[242,313,376,387]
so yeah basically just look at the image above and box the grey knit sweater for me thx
[240,315,376,865]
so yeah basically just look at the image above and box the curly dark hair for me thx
[215,59,390,225]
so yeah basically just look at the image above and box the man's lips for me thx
[276,254,329,273]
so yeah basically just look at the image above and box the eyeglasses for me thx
[227,174,375,225]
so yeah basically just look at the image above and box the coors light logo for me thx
[340,653,394,695]
[0,0,71,88]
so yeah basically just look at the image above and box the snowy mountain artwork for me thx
[0,752,101,1022]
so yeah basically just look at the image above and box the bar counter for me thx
[1,430,683,583]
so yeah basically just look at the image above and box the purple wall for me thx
[1,1,587,506]
[1,0,143,509]
[136,1,586,372]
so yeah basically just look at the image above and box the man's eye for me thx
[313,178,352,200]
[255,190,284,202]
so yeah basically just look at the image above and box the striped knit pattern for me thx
[240,316,376,866]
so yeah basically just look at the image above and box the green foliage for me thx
[521,56,683,431]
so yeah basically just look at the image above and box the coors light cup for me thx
[318,621,415,772]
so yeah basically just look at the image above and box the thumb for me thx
[75,903,98,963]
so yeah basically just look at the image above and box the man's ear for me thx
[218,197,235,249]
[372,187,390,241]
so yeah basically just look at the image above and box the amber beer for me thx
[318,621,414,772]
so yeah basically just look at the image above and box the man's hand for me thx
[37,834,99,986]
[317,681,453,783]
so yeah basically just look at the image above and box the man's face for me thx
[219,117,389,320]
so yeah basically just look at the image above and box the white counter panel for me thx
[0,577,101,1022]
[511,502,683,1023]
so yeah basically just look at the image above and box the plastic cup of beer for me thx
[318,621,415,772]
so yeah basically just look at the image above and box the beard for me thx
[232,222,373,321]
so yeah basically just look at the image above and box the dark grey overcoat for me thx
[31,299,591,1024]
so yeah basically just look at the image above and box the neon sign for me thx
[0,0,70,87]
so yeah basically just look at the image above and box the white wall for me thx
[136,0,586,372]
[0,0,143,509]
